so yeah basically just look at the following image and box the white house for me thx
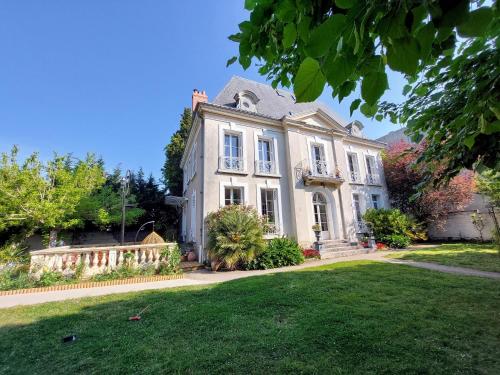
[180,77,390,262]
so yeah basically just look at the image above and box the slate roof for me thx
[212,76,347,125]
[376,127,412,146]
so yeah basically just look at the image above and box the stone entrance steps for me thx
[318,240,373,259]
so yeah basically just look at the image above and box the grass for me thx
[387,243,500,273]
[1,261,499,374]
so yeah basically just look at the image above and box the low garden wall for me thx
[29,242,177,278]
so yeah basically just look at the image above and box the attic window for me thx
[234,90,259,112]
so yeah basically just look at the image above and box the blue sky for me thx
[0,1,405,182]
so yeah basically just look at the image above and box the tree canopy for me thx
[229,0,499,182]
[162,108,192,197]
[383,141,475,226]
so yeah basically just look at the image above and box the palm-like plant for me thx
[206,205,265,270]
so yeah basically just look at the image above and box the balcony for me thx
[349,171,362,184]
[366,173,381,185]
[255,160,278,176]
[218,156,247,174]
[301,160,344,187]
[263,221,280,236]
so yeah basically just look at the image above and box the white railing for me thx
[263,222,280,235]
[29,242,176,278]
[219,156,245,172]
[310,160,329,176]
[366,174,381,185]
[350,171,361,183]
[256,160,276,174]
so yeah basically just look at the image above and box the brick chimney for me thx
[192,89,208,111]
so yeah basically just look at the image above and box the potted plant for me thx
[360,235,369,248]
[312,224,321,242]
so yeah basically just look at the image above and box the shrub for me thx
[158,244,181,275]
[247,237,304,270]
[206,205,265,270]
[383,234,411,249]
[303,248,320,259]
[37,270,65,286]
[0,265,34,291]
[363,208,423,244]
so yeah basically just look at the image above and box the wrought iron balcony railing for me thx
[255,160,277,175]
[219,156,245,172]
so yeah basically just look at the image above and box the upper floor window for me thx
[311,144,327,176]
[221,132,244,171]
[347,152,361,183]
[365,155,379,185]
[256,137,276,174]
[371,194,380,209]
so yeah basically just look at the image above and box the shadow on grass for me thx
[390,243,500,273]
[0,261,499,374]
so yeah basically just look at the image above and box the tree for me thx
[476,169,500,207]
[383,141,475,226]
[77,184,144,230]
[229,0,499,183]
[162,108,192,197]
[0,147,105,243]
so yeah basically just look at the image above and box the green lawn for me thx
[1,261,499,374]
[387,243,500,273]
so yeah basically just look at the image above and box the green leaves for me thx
[283,24,297,49]
[294,58,326,102]
[387,38,420,75]
[361,72,388,105]
[335,0,354,9]
[457,7,494,37]
[360,103,378,117]
[226,56,237,67]
[350,99,361,116]
[324,53,355,89]
[305,14,346,58]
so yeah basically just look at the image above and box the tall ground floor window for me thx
[313,192,329,231]
[260,188,277,225]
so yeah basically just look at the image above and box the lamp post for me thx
[120,170,131,245]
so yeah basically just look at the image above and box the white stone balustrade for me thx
[29,242,176,278]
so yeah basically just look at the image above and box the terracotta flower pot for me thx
[187,251,197,262]
[180,255,188,262]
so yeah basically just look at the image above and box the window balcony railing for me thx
[263,222,280,235]
[299,159,343,187]
[349,171,362,183]
[256,160,276,175]
[366,173,381,185]
[310,160,329,177]
[219,156,245,172]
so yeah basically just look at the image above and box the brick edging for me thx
[0,273,184,296]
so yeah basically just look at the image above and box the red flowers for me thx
[303,249,320,259]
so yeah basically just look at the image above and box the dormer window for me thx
[234,90,259,112]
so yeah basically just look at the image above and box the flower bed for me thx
[303,249,320,259]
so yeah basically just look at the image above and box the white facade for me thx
[180,78,390,261]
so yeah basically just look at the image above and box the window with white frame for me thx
[260,188,279,234]
[224,187,243,206]
[257,137,276,174]
[222,132,244,171]
[371,194,380,209]
[352,194,363,224]
[311,143,327,176]
[365,155,378,184]
[347,152,361,183]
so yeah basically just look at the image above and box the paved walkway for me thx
[386,258,500,279]
[1,251,499,309]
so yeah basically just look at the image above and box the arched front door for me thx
[313,192,330,240]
